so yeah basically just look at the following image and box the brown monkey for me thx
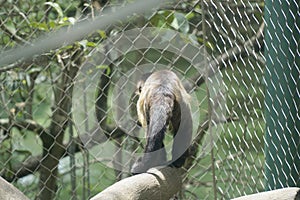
[131,70,192,174]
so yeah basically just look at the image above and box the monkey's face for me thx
[136,80,144,95]
[135,72,153,95]
[130,73,151,127]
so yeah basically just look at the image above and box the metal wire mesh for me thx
[0,0,299,199]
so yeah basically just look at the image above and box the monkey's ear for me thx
[134,88,140,96]
[137,120,142,127]
[136,80,144,94]
[138,85,142,93]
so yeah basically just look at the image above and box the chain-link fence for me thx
[0,0,299,199]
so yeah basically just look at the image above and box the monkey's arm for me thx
[131,93,174,174]
[170,101,192,167]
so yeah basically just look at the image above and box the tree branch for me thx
[0,118,47,135]
[91,167,184,200]
[0,19,31,45]
[232,187,300,200]
[0,54,50,72]
[184,22,264,91]
[95,45,127,140]
[184,116,238,170]
[0,177,29,200]
[0,125,99,181]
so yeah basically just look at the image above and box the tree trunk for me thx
[37,47,82,200]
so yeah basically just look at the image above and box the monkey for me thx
[129,72,153,127]
[131,70,193,174]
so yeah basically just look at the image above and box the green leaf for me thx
[96,65,111,75]
[197,38,214,50]
[45,2,64,18]
[205,41,214,50]
[149,11,174,28]
[186,12,195,20]
[49,21,57,29]
[5,22,17,35]
[98,30,107,39]
[78,40,87,48]
[194,5,202,14]
[171,12,189,33]
[77,40,96,49]
[86,41,96,47]
[28,67,42,74]
[30,22,49,31]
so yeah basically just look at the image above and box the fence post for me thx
[263,0,300,190]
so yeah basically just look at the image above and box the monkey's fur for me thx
[131,70,192,174]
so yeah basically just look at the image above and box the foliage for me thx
[0,0,266,199]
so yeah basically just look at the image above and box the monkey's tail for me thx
[147,96,173,140]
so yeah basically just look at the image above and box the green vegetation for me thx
[0,0,266,199]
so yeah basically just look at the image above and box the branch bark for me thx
[95,52,127,139]
[90,167,184,200]
[232,187,300,200]
[0,177,29,200]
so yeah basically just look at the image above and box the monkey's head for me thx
[129,72,153,127]
[135,72,152,95]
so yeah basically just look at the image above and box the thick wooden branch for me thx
[232,187,300,200]
[91,167,184,200]
[0,177,29,200]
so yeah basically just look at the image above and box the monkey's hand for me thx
[131,150,167,174]
[131,157,149,175]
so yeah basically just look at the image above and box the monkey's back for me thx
[132,70,193,173]
[137,70,190,128]
[142,70,189,102]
